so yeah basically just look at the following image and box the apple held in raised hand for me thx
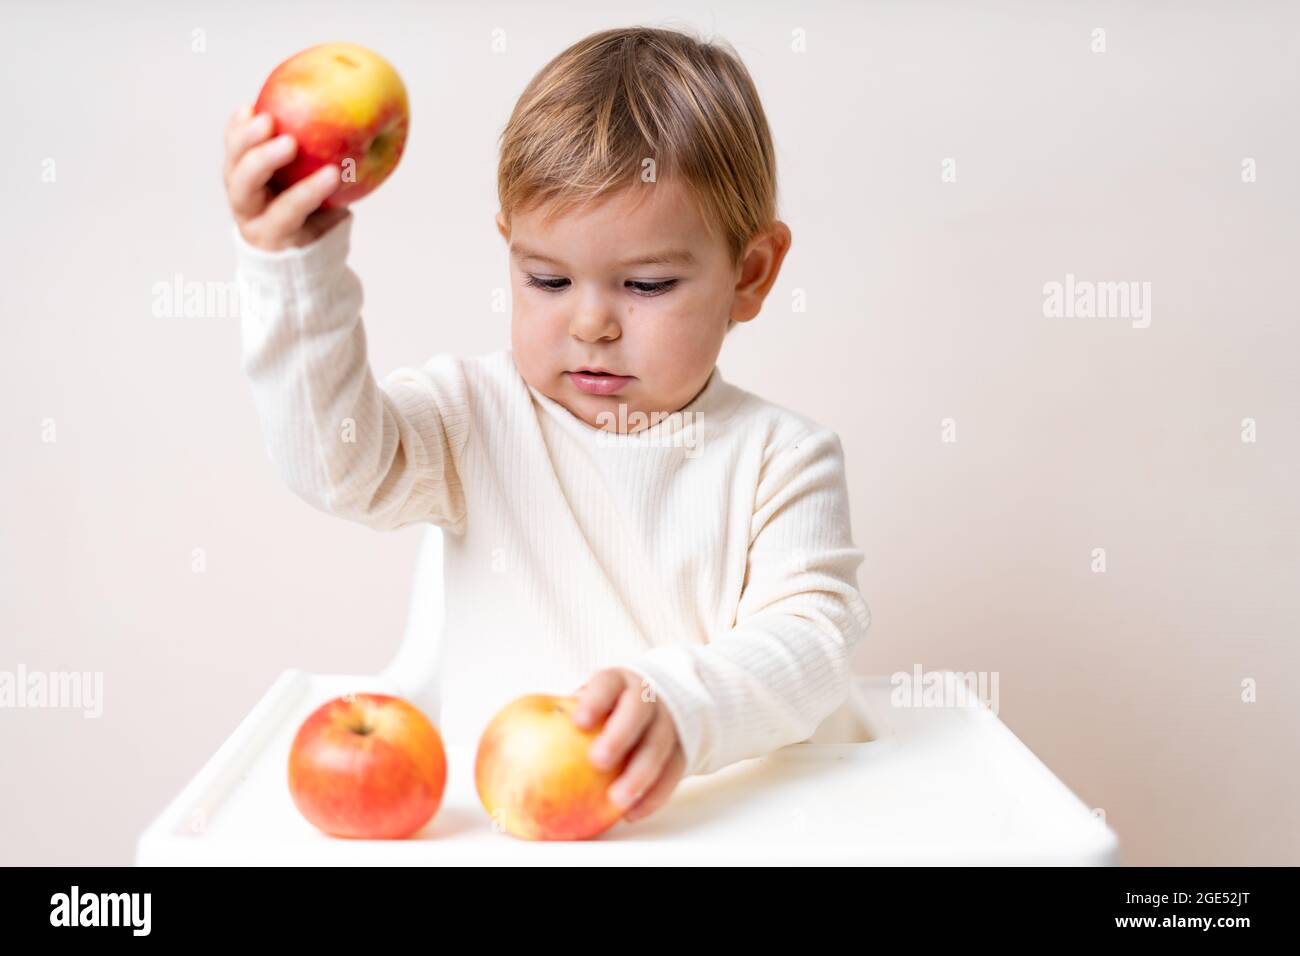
[288,692,446,839]
[254,42,409,207]
[476,694,628,840]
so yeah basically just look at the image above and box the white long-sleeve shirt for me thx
[233,212,871,778]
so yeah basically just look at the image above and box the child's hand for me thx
[223,104,345,252]
[572,668,686,823]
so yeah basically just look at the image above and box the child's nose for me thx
[569,304,622,342]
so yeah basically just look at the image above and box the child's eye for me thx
[524,274,569,292]
[626,279,677,297]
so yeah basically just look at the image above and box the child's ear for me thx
[730,221,792,326]
[495,211,510,243]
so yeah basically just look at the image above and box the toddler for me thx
[223,26,871,824]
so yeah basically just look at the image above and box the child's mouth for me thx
[567,369,634,395]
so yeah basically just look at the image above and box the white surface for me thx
[135,669,1120,865]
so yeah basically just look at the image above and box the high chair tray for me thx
[136,669,1119,865]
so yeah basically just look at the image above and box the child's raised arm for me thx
[224,105,469,533]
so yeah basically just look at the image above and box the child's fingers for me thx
[571,670,624,729]
[253,164,340,240]
[223,103,252,145]
[587,686,653,771]
[223,104,254,149]
[607,712,677,808]
[227,133,298,219]
[621,746,686,823]
[224,109,274,180]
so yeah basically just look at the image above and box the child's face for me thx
[498,177,752,433]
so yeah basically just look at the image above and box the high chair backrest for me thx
[377,524,446,723]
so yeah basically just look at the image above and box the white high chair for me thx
[376,523,449,723]
[136,525,1121,865]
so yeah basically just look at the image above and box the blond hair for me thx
[497,25,779,330]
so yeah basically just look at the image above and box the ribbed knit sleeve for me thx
[612,427,872,778]
[234,214,470,534]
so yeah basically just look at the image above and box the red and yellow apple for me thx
[475,694,628,840]
[254,42,409,207]
[288,693,446,839]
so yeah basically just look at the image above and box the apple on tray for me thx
[254,41,409,207]
[475,694,630,841]
[288,693,446,839]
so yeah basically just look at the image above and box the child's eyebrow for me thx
[619,249,696,267]
[511,245,695,268]
[510,245,565,267]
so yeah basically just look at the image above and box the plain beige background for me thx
[2,0,1297,865]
